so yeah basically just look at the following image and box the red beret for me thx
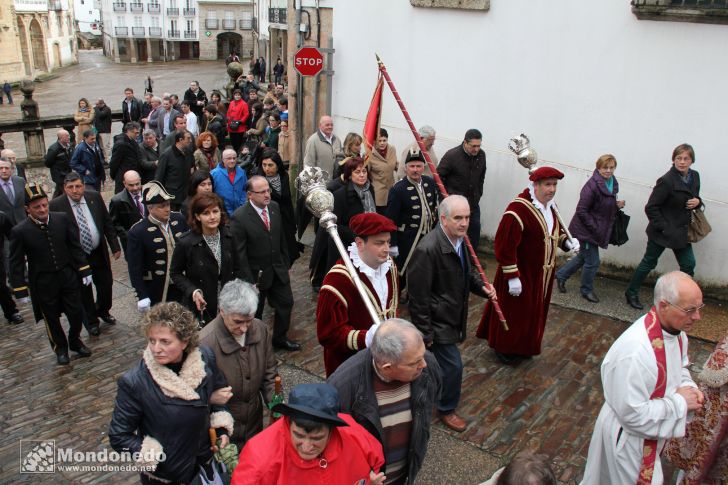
[349,213,397,237]
[529,166,564,182]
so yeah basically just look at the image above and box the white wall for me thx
[74,0,101,34]
[330,0,728,285]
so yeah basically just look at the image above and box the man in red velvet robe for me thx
[476,167,577,364]
[317,213,399,376]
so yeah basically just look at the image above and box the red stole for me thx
[637,307,684,485]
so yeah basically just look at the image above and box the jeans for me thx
[555,243,600,295]
[468,204,481,253]
[626,240,696,296]
[430,343,463,414]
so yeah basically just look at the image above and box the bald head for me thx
[57,129,70,144]
[654,271,704,334]
[319,115,334,137]
[122,170,142,195]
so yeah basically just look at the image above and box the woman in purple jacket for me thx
[556,154,625,303]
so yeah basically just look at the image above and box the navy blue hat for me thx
[272,383,348,427]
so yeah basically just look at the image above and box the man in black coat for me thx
[328,319,441,485]
[110,122,143,194]
[44,129,75,198]
[203,105,226,147]
[50,173,121,336]
[138,129,160,183]
[230,176,299,351]
[183,81,207,128]
[109,170,144,253]
[121,87,142,124]
[0,211,22,325]
[437,128,487,251]
[126,181,188,311]
[9,183,92,365]
[93,98,113,164]
[407,195,494,433]
[154,130,193,210]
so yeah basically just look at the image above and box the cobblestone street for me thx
[0,50,723,484]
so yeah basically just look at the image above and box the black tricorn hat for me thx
[142,181,175,205]
[24,183,48,205]
[405,147,426,164]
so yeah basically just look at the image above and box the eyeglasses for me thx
[250,188,271,194]
[666,301,705,315]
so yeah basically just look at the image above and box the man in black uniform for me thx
[126,181,188,312]
[50,173,121,336]
[386,148,439,292]
[9,183,92,365]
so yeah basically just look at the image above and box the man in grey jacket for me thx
[303,115,342,176]
[328,318,441,485]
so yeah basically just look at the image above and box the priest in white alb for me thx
[581,271,705,485]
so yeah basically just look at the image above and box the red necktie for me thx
[261,208,270,231]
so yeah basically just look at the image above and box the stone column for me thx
[114,38,121,63]
[130,38,138,63]
[19,80,46,164]
[146,38,153,62]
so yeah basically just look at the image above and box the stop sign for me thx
[294,47,324,77]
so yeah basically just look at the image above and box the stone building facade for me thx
[197,0,255,61]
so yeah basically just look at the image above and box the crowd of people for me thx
[0,64,722,484]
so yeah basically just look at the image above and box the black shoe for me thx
[99,314,117,325]
[557,279,567,293]
[56,351,70,365]
[625,292,644,310]
[88,326,101,337]
[582,292,599,303]
[272,339,301,351]
[7,313,23,325]
[494,351,518,365]
[70,342,92,358]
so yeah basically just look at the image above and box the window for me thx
[151,16,159,27]
[225,10,234,20]
[207,10,217,19]
[116,16,125,27]
[170,19,178,30]
[187,19,193,31]
[134,16,142,27]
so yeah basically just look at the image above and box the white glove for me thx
[565,238,580,253]
[388,246,399,258]
[365,322,381,348]
[508,277,522,297]
[137,298,151,313]
[82,275,93,286]
[18,297,30,304]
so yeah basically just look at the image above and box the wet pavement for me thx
[0,51,725,484]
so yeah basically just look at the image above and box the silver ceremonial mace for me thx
[508,134,576,246]
[296,167,384,326]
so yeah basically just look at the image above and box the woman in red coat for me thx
[226,89,249,153]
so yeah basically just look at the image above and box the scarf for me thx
[353,181,376,213]
[266,174,282,195]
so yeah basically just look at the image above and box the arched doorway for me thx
[29,18,48,73]
[217,32,242,60]
[17,17,31,76]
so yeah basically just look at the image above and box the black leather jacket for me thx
[328,348,441,485]
[108,345,231,483]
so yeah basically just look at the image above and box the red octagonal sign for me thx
[294,47,324,77]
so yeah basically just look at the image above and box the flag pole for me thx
[375,54,508,331]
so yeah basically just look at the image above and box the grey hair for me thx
[653,271,691,306]
[221,148,237,159]
[439,194,469,219]
[418,125,436,138]
[142,129,157,138]
[371,318,423,365]
[151,96,162,104]
[218,279,259,316]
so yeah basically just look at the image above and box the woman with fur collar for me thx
[109,302,235,484]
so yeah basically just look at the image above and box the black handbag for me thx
[609,209,630,246]
[229,120,241,130]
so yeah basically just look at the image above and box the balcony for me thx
[168,29,180,38]
[112,2,126,12]
[48,0,63,10]
[130,1,142,11]
[183,7,196,15]
[132,26,145,36]
[115,26,129,36]
[222,19,236,29]
[268,7,286,24]
[239,18,252,30]
[148,3,160,12]
[205,19,218,29]
[167,7,179,15]
[149,26,162,36]
[184,30,197,38]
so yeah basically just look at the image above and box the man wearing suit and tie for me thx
[0,158,27,227]
[109,170,144,253]
[230,175,300,351]
[50,173,121,336]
